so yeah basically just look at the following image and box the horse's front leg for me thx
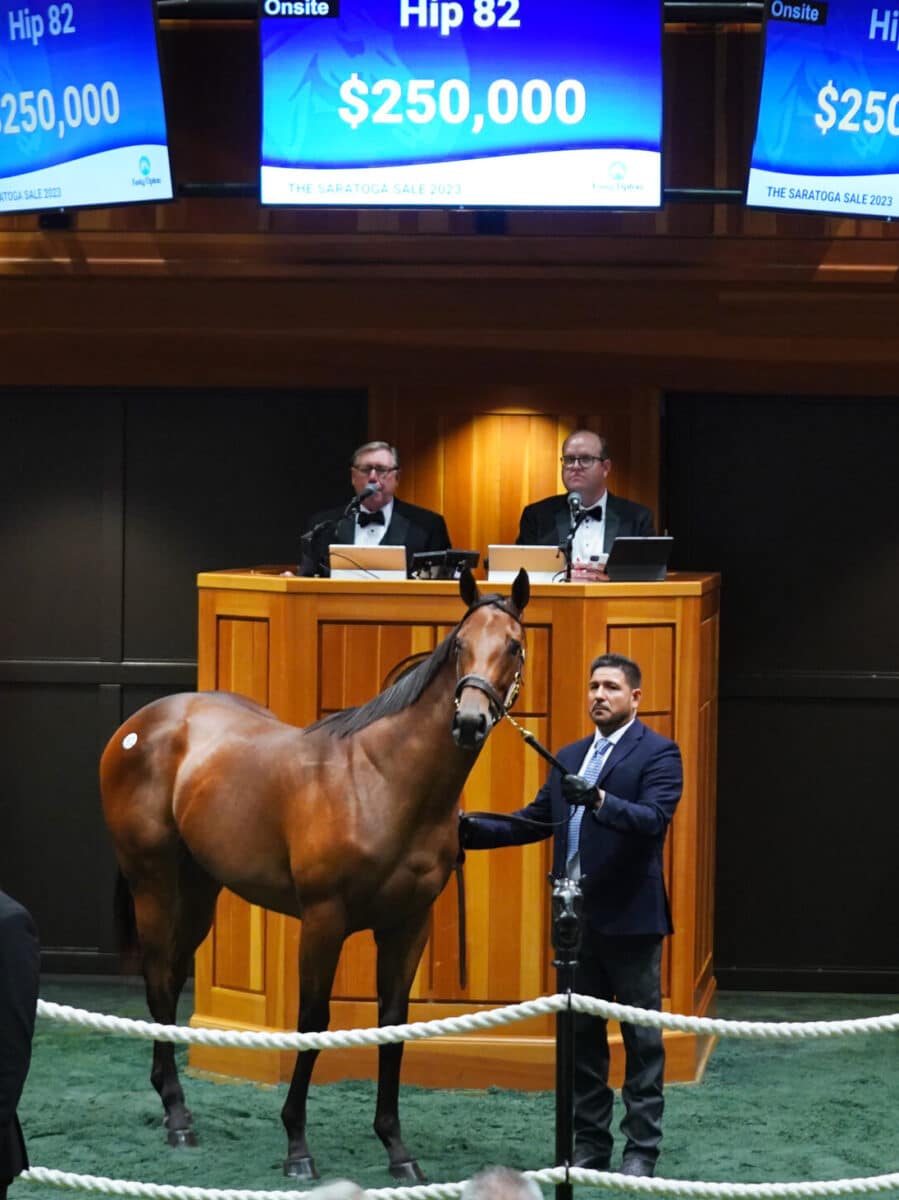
[373,913,432,1183]
[281,901,346,1180]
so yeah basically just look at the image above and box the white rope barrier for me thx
[36,996,899,1050]
[21,1164,899,1200]
[24,996,899,1200]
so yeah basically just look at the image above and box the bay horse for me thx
[100,567,529,1182]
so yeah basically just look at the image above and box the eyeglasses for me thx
[560,455,607,468]
[352,463,398,478]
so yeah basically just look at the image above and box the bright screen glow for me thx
[0,0,173,214]
[747,0,899,218]
[259,0,663,209]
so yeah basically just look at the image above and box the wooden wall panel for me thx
[607,625,674,715]
[216,617,270,702]
[369,386,661,571]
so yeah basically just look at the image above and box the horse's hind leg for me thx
[281,901,346,1180]
[372,915,431,1183]
[132,860,221,1147]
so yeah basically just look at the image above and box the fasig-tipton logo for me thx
[260,0,340,15]
[767,0,828,23]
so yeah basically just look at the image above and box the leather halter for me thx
[452,596,525,721]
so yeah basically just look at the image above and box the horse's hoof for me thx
[166,1128,198,1148]
[389,1160,427,1183]
[283,1156,319,1180]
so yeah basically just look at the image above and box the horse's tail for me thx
[113,870,140,965]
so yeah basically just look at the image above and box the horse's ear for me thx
[511,568,530,615]
[459,566,480,610]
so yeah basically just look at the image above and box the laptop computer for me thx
[487,545,566,584]
[328,544,408,581]
[604,537,674,582]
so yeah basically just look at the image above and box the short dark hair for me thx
[589,652,641,689]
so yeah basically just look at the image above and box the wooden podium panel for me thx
[190,571,719,1089]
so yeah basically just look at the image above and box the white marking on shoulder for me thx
[122,732,138,750]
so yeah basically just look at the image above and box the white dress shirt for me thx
[571,496,607,563]
[354,499,393,545]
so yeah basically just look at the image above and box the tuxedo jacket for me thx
[464,720,682,936]
[517,491,655,553]
[0,892,39,1184]
[299,497,451,577]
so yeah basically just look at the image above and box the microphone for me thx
[345,481,380,516]
[567,490,583,521]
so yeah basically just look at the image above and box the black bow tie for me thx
[357,509,385,528]
[581,504,603,520]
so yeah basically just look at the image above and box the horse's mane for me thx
[306,626,458,739]
[306,593,516,740]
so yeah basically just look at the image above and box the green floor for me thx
[14,979,899,1199]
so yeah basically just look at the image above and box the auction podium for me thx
[189,569,720,1089]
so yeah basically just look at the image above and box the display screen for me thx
[259,0,662,209]
[746,0,899,218]
[0,0,173,213]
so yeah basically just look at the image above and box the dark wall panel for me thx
[1,398,110,659]
[665,393,899,989]
[0,388,367,965]
[664,395,899,678]
[0,683,117,959]
[717,697,899,981]
[124,389,366,660]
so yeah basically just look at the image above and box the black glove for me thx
[561,773,599,808]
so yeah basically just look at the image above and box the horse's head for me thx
[451,567,529,751]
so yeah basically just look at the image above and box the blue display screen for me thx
[0,0,172,213]
[259,0,662,209]
[747,0,899,217]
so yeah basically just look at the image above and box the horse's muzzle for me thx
[451,709,491,749]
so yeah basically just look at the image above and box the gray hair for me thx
[351,440,400,470]
[460,1166,543,1200]
[309,1182,366,1200]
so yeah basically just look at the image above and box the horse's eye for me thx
[508,639,522,658]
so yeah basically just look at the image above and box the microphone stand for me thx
[561,508,581,583]
[298,517,339,577]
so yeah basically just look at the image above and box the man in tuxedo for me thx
[299,440,452,577]
[460,653,682,1178]
[517,430,655,563]
[0,891,40,1200]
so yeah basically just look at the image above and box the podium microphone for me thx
[567,490,583,521]
[345,481,380,516]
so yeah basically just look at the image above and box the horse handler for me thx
[459,652,682,1179]
[0,890,40,1200]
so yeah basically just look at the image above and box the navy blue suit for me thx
[463,719,682,1168]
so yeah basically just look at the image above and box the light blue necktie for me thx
[565,737,612,878]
